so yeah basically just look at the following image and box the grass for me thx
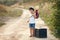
[0,9,22,17]
[39,2,60,38]
[0,22,5,27]
[0,9,22,26]
[39,2,55,31]
[6,8,22,17]
[0,5,22,26]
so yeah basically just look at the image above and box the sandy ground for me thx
[0,9,58,40]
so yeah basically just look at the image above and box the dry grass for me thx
[0,4,7,12]
[0,4,22,26]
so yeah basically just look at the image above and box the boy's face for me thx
[29,10,34,14]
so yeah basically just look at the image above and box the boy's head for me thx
[29,7,34,14]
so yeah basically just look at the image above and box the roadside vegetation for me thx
[39,0,60,39]
[0,4,22,27]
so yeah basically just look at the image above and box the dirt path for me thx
[0,9,58,40]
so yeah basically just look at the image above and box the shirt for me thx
[29,16,35,23]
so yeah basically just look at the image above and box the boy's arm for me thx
[27,17,30,23]
[33,13,36,19]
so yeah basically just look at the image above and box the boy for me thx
[27,7,36,37]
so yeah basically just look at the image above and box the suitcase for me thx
[34,28,47,38]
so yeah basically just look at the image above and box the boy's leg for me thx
[30,28,33,37]
[29,23,35,37]
[32,28,35,36]
[32,24,35,36]
[30,28,34,37]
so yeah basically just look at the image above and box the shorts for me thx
[29,23,35,29]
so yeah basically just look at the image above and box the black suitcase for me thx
[35,28,47,38]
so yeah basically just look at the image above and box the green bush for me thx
[54,0,60,38]
[39,0,60,38]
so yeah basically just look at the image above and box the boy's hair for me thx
[29,7,34,11]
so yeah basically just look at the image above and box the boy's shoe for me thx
[29,35,33,37]
[29,35,35,37]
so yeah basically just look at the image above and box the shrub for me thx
[39,0,60,38]
[53,0,60,38]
